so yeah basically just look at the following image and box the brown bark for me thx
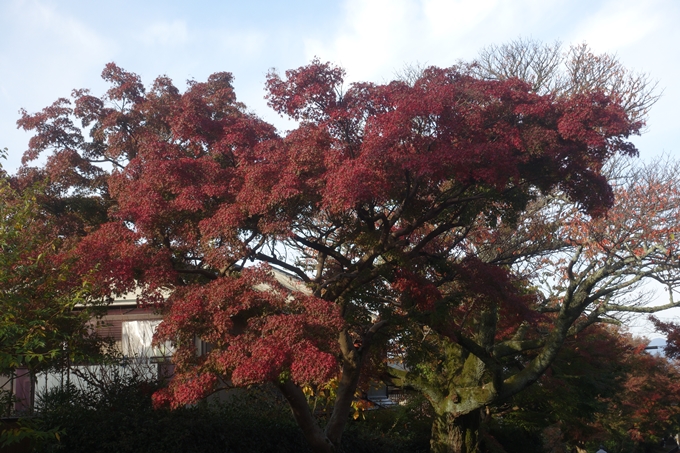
[325,323,385,446]
[278,316,386,451]
[324,357,361,447]
[430,410,482,453]
[277,380,337,453]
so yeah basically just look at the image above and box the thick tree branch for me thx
[253,252,311,283]
[292,235,352,268]
[277,380,336,453]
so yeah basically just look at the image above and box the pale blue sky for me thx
[1,0,678,333]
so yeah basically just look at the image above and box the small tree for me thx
[0,159,105,411]
[490,325,680,453]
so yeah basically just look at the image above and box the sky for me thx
[1,0,679,335]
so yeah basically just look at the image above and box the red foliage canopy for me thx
[15,60,642,449]
[152,267,343,408]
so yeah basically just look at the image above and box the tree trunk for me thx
[430,410,481,453]
[29,370,35,414]
[324,357,362,446]
[277,380,337,453]
[277,322,385,453]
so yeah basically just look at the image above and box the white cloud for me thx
[302,0,574,84]
[422,0,498,38]
[8,0,114,59]
[304,0,421,82]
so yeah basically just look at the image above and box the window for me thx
[121,320,173,359]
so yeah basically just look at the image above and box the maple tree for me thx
[598,336,680,452]
[650,317,680,360]
[492,325,680,453]
[15,56,650,453]
[495,324,626,452]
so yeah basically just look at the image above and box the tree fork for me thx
[277,380,337,453]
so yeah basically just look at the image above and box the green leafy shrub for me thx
[34,373,431,453]
[36,377,309,453]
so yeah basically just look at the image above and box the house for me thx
[1,267,312,414]
[1,288,173,414]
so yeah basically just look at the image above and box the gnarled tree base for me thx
[430,409,481,453]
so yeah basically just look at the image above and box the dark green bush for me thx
[342,397,432,453]
[36,377,311,453]
[34,374,433,453]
